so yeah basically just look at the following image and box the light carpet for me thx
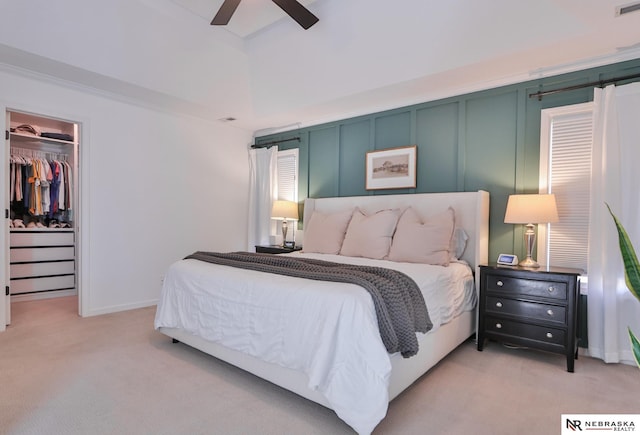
[0,296,637,435]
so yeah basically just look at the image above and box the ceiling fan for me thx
[211,0,319,30]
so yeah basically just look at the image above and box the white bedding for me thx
[154,252,474,434]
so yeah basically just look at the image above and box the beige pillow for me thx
[340,208,401,259]
[302,209,354,254]
[387,207,455,265]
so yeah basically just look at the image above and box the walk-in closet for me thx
[5,109,79,324]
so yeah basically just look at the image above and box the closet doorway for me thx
[4,109,80,325]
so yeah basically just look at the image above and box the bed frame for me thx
[159,190,489,409]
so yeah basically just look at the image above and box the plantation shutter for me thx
[539,105,593,271]
[277,149,298,202]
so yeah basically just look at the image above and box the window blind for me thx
[541,109,593,271]
[277,149,298,202]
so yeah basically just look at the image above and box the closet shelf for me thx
[10,132,76,146]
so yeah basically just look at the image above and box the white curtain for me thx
[247,146,278,251]
[588,83,640,364]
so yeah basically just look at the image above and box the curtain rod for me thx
[250,137,300,149]
[529,72,640,101]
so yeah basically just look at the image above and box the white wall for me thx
[0,68,252,319]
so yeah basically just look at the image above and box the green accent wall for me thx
[257,58,640,262]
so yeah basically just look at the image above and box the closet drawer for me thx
[10,261,75,279]
[10,231,74,247]
[10,246,75,263]
[10,275,75,294]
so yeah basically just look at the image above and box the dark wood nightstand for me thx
[477,264,582,372]
[255,245,302,254]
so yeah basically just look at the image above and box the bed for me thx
[154,190,489,434]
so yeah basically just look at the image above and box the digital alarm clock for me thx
[497,253,519,266]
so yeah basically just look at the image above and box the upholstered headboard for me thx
[303,191,489,270]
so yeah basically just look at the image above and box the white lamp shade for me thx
[271,200,299,220]
[504,194,559,224]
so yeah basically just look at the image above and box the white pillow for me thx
[451,227,469,260]
[340,208,401,259]
[302,209,354,254]
[387,207,455,265]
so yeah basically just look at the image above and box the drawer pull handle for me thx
[548,286,555,293]
[497,280,504,287]
[495,323,502,329]
[496,301,503,308]
[547,309,554,316]
[546,332,553,339]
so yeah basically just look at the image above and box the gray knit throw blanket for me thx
[185,251,432,358]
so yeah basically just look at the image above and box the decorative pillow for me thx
[302,209,354,254]
[387,207,455,265]
[340,208,401,259]
[451,227,469,260]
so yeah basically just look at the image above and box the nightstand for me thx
[477,264,582,372]
[255,245,302,254]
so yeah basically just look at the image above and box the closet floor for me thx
[10,295,78,328]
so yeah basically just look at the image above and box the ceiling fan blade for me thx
[211,0,242,25]
[271,0,319,29]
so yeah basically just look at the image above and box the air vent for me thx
[616,1,640,16]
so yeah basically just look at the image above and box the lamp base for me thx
[281,220,288,248]
[520,223,540,268]
[519,256,540,268]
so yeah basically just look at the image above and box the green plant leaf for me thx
[607,204,640,302]
[629,328,640,369]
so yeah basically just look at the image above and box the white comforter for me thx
[154,252,475,434]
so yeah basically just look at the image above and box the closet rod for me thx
[250,137,300,149]
[529,72,640,100]
[11,147,68,161]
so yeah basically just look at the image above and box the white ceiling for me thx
[0,0,639,135]
[242,0,640,134]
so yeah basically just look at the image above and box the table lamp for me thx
[271,200,299,247]
[504,194,559,268]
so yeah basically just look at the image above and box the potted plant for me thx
[608,204,640,368]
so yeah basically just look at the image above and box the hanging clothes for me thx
[64,160,72,211]
[8,149,74,226]
[58,161,65,212]
[49,160,60,218]
[15,161,22,202]
[10,160,15,202]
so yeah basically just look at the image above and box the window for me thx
[538,103,594,272]
[276,148,298,202]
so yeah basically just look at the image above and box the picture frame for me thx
[365,145,417,190]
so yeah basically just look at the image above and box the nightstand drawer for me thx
[485,296,566,324]
[485,316,566,346]
[485,274,567,300]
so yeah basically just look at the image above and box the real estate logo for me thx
[562,414,639,433]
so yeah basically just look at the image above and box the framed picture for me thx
[366,145,417,190]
